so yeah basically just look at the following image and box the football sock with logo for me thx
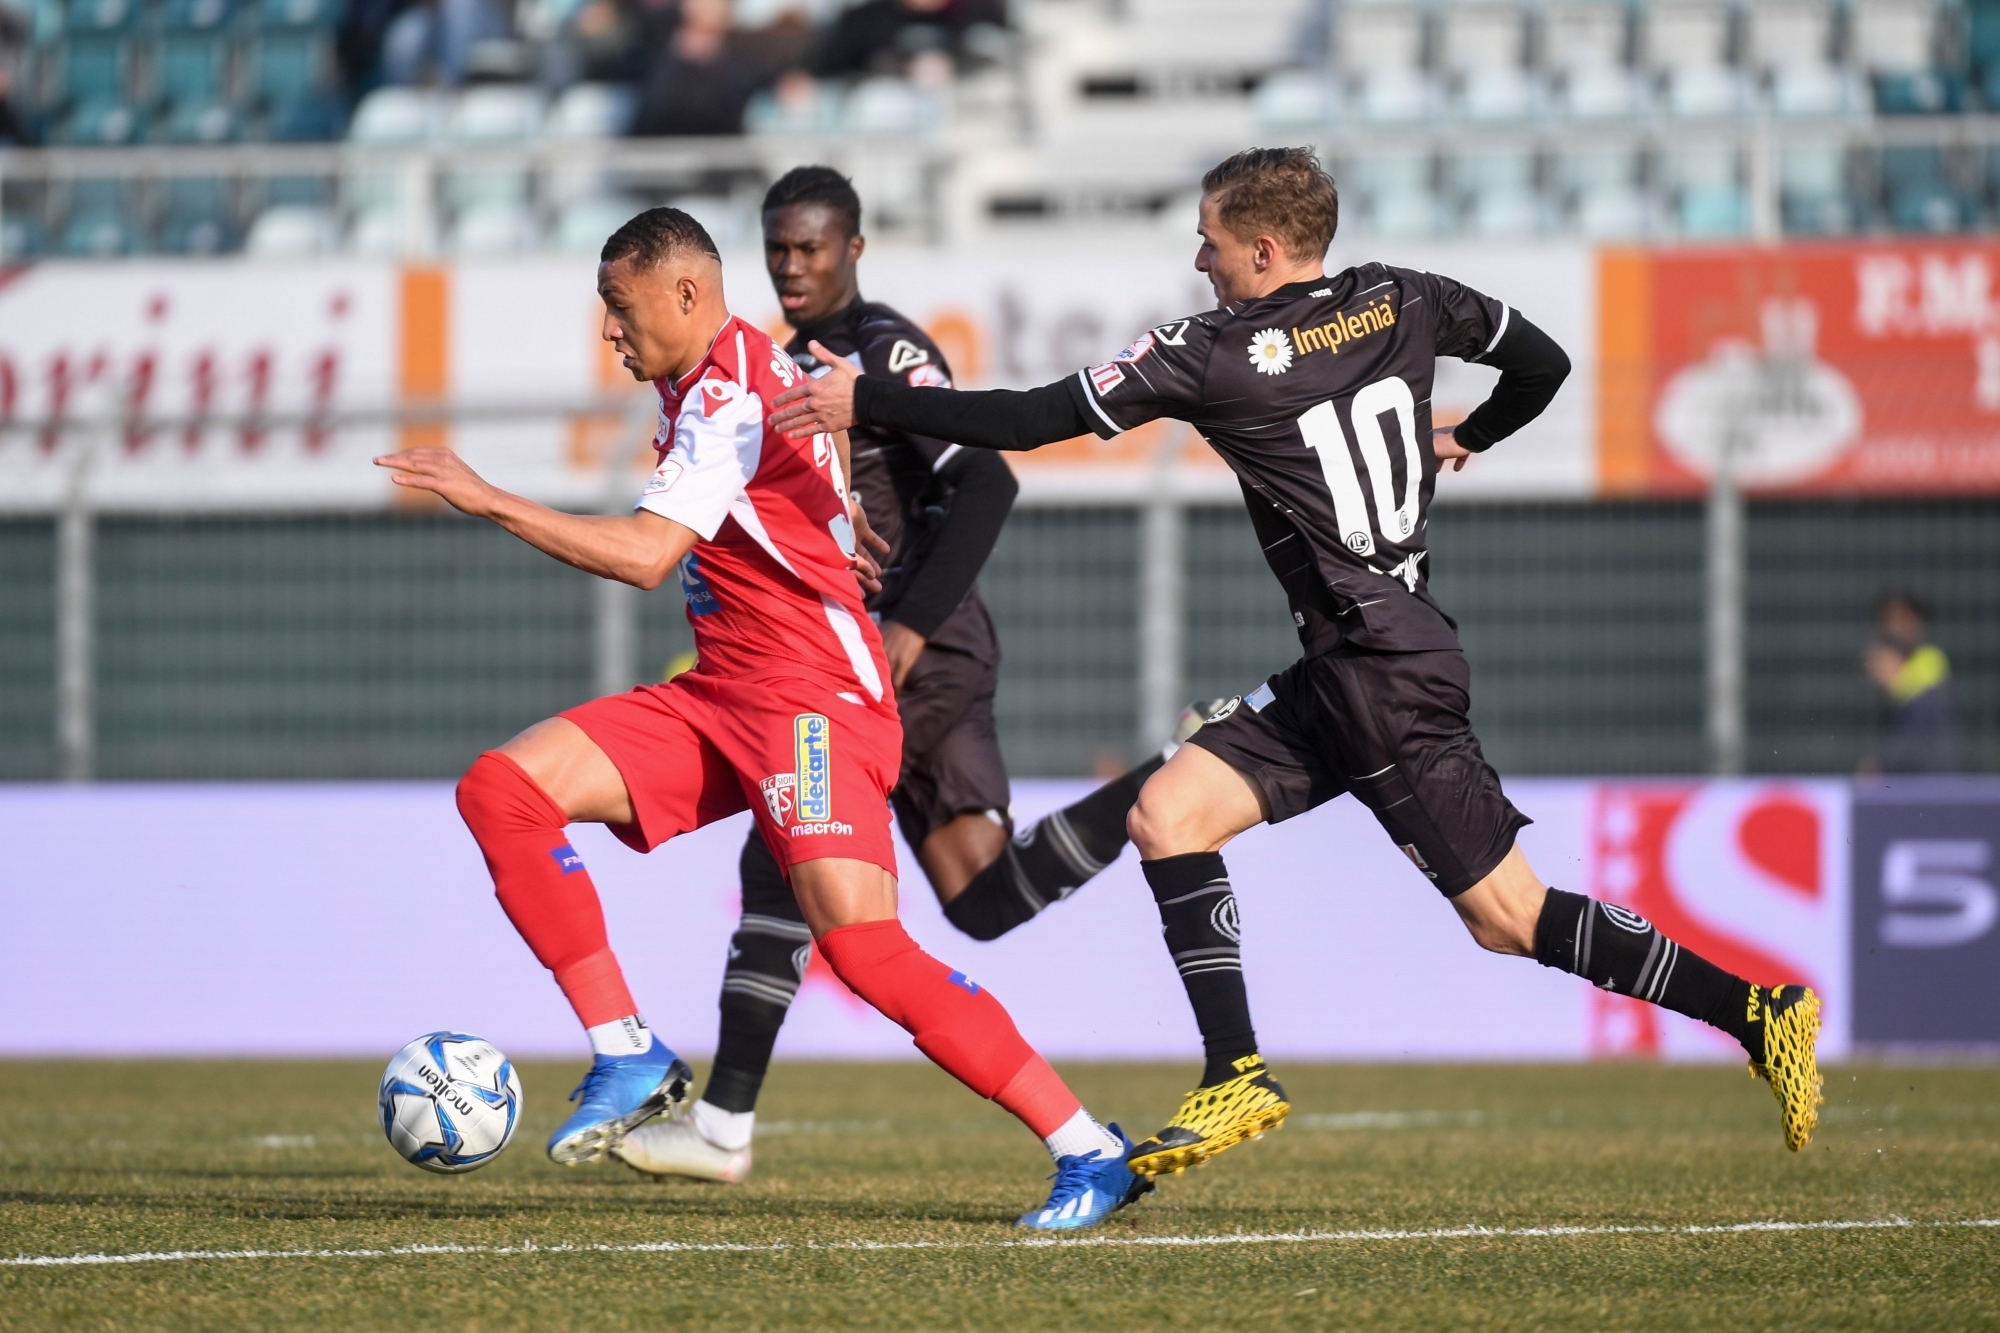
[456,750,643,1033]
[704,834,812,1114]
[1143,852,1259,1086]
[1532,888,1759,1054]
[816,919,1110,1152]
[943,754,1167,941]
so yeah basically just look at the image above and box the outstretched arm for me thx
[770,340,1095,451]
[376,448,696,589]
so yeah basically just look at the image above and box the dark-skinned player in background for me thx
[767,147,1825,1181]
[616,167,1195,1184]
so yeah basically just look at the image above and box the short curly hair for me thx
[1201,147,1339,261]
[600,206,721,270]
[762,166,863,237]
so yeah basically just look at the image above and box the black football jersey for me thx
[790,299,996,661]
[1075,264,1512,655]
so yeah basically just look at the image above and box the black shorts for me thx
[1187,647,1528,898]
[887,643,1011,851]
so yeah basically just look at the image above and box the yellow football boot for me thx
[1747,984,1824,1151]
[1126,1054,1290,1177]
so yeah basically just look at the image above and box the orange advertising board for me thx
[1598,242,2000,495]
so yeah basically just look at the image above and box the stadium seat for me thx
[1356,67,1435,123]
[844,78,936,135]
[449,83,544,139]
[1252,70,1338,129]
[153,33,231,110]
[249,29,335,107]
[1771,61,1860,116]
[259,0,342,28]
[1851,0,1941,74]
[266,94,347,140]
[1562,63,1643,118]
[1540,0,1627,72]
[1575,184,1649,237]
[1454,149,1544,237]
[160,100,238,142]
[1,212,49,259]
[348,86,442,142]
[1347,150,1436,236]
[1745,0,1835,70]
[163,0,234,28]
[346,204,432,254]
[1872,69,1966,114]
[555,195,642,253]
[1335,0,1423,78]
[1458,66,1541,121]
[449,202,539,254]
[60,98,140,143]
[158,177,239,254]
[1880,145,1975,231]
[57,36,132,107]
[1779,142,1852,234]
[65,0,139,34]
[1439,1,1526,75]
[1642,0,1730,71]
[244,203,340,254]
[1665,64,1749,117]
[547,82,636,138]
[60,207,138,256]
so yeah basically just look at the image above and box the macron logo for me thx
[550,844,585,875]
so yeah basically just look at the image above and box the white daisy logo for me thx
[1247,327,1294,376]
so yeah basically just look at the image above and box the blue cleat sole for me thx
[546,1057,692,1166]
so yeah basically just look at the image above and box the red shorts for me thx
[561,670,902,877]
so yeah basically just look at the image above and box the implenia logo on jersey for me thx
[793,713,833,822]
[887,339,929,373]
[1292,297,1398,358]
[1248,328,1294,375]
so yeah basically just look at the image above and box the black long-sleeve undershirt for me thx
[1452,313,1571,451]
[885,446,1018,640]
[851,311,1572,455]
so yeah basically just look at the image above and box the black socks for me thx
[1143,851,1258,1086]
[704,834,811,1114]
[943,753,1166,942]
[1533,887,1758,1056]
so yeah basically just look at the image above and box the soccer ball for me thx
[378,1032,522,1174]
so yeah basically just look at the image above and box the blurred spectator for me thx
[1863,590,1959,773]
[381,0,515,86]
[634,0,799,136]
[812,0,1003,78]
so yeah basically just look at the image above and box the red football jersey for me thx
[637,315,889,703]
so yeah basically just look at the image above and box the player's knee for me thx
[1455,899,1538,957]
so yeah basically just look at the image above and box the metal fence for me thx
[2,496,1994,782]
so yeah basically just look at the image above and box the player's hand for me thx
[1433,425,1473,473]
[849,490,888,594]
[770,340,860,438]
[880,619,926,690]
[374,446,498,513]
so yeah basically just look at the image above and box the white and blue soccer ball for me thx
[378,1032,522,1174]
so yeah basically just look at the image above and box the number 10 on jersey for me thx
[1299,375,1423,559]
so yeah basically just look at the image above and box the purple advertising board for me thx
[0,777,1890,1062]
[1850,779,2000,1046]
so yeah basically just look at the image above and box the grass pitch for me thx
[2,1060,1997,1330]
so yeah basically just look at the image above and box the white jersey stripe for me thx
[1076,368,1124,436]
[1478,302,1511,359]
[820,595,885,701]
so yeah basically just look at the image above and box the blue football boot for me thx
[1015,1123,1154,1231]
[546,1042,692,1166]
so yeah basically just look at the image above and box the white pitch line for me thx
[7,1218,1998,1270]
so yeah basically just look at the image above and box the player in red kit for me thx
[375,207,1150,1230]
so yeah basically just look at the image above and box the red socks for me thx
[456,750,638,1029]
[815,919,1082,1138]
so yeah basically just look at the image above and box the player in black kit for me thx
[770,148,1825,1179]
[615,166,1183,1183]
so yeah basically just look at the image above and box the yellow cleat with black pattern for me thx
[1125,1054,1290,1178]
[1746,984,1823,1151]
